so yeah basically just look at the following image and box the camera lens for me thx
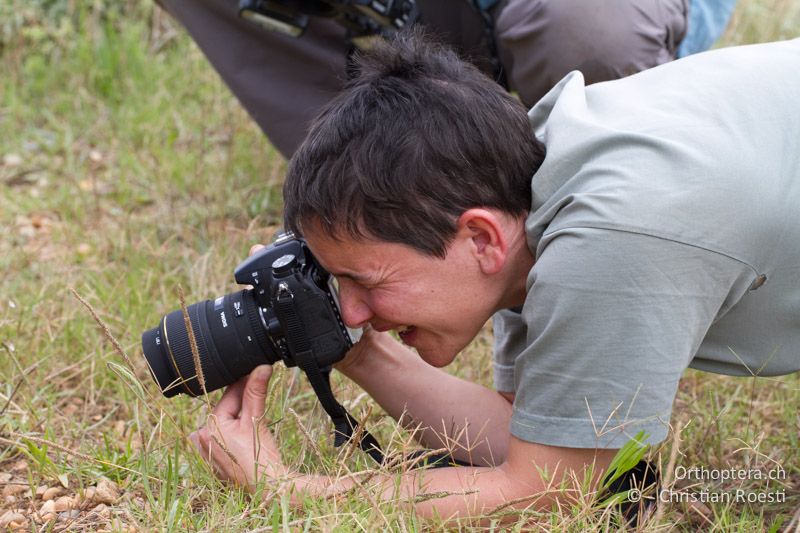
[141,289,279,397]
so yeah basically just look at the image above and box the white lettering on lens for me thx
[220,311,228,328]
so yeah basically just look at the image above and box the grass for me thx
[1,1,799,530]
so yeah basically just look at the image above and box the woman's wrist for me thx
[334,327,408,383]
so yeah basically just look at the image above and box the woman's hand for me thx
[189,365,287,490]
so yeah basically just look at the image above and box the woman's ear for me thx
[455,208,509,275]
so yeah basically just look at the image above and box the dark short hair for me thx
[283,29,546,258]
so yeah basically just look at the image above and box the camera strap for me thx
[295,351,384,464]
[275,292,385,465]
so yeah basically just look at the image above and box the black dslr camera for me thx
[238,0,418,45]
[142,233,383,461]
[142,232,358,398]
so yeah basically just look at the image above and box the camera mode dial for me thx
[272,253,297,276]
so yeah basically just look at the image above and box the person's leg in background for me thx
[676,0,738,57]
[158,0,693,156]
[494,0,689,107]
[158,0,349,159]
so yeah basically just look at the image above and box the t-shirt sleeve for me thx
[492,307,526,393]
[507,227,752,448]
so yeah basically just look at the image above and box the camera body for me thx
[238,0,418,44]
[233,232,358,368]
[141,233,359,397]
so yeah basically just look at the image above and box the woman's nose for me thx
[337,281,373,328]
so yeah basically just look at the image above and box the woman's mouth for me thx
[396,325,417,345]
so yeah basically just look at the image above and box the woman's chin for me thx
[416,343,460,368]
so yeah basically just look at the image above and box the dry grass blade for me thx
[287,408,326,463]
[785,504,800,532]
[382,447,450,471]
[337,404,375,464]
[652,420,684,524]
[70,288,135,372]
[411,489,478,504]
[177,284,207,396]
[487,488,558,516]
[195,414,249,484]
[0,378,23,418]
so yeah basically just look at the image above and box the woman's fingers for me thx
[211,375,248,419]
[241,365,273,422]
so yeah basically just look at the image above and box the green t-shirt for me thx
[494,39,800,448]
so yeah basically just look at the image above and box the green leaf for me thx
[600,430,650,490]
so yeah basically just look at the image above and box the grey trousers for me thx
[159,0,687,158]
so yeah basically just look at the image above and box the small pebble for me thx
[3,153,22,167]
[40,500,58,522]
[35,485,47,498]
[42,486,64,501]
[2,484,27,497]
[92,503,111,518]
[93,478,120,505]
[40,499,55,515]
[18,225,36,238]
[58,509,81,521]
[39,500,57,522]
[54,495,76,512]
[4,495,15,505]
[0,511,26,528]
[29,214,48,229]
